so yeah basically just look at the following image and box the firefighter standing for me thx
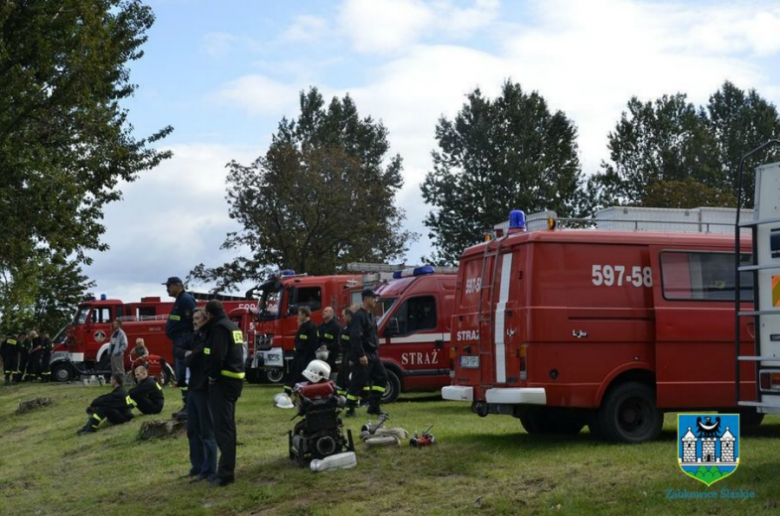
[26,331,43,381]
[185,308,217,481]
[164,276,196,420]
[285,306,319,395]
[39,332,53,382]
[128,365,165,415]
[16,332,30,382]
[204,300,245,487]
[1,333,19,385]
[335,306,356,396]
[318,306,341,372]
[77,373,134,435]
[346,289,388,417]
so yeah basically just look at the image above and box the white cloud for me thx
[218,74,302,116]
[201,32,238,57]
[283,15,329,42]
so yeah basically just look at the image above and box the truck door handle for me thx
[572,330,588,339]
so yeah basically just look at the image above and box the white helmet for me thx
[316,347,330,361]
[302,360,331,383]
[273,392,294,409]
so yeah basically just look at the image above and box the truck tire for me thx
[518,407,584,435]
[52,363,73,383]
[263,368,286,384]
[596,382,663,443]
[381,368,401,404]
[727,409,764,428]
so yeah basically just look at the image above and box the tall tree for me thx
[421,81,582,265]
[190,88,416,290]
[0,0,172,269]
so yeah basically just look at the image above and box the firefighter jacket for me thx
[41,338,52,358]
[206,310,245,397]
[129,376,164,405]
[90,386,134,415]
[185,331,210,392]
[29,336,43,355]
[165,290,196,341]
[339,322,352,352]
[349,308,379,361]
[295,320,319,364]
[318,318,341,356]
[1,337,18,356]
[19,338,31,356]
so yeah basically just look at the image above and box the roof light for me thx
[266,269,296,281]
[509,209,526,230]
[392,265,436,279]
[100,294,107,300]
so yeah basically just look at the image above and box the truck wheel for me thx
[518,407,583,435]
[729,409,764,428]
[381,369,401,404]
[263,368,286,384]
[596,382,662,443]
[52,363,73,383]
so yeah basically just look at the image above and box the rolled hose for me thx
[363,435,401,447]
[360,427,408,441]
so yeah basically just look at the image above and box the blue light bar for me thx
[509,209,526,229]
[392,265,436,279]
[266,269,296,281]
[100,294,107,300]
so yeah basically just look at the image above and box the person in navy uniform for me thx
[77,373,134,435]
[318,307,341,372]
[345,289,388,417]
[285,306,319,395]
[164,276,196,420]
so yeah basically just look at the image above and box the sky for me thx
[86,0,780,302]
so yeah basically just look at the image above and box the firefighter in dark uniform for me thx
[2,333,19,385]
[285,306,319,395]
[16,332,30,382]
[39,332,53,382]
[318,306,341,372]
[164,276,196,420]
[336,307,355,396]
[27,331,43,381]
[128,364,165,414]
[346,289,388,417]
[77,373,134,434]
[204,300,245,487]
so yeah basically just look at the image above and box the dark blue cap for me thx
[162,276,184,285]
[361,288,378,299]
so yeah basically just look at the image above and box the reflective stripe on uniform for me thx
[168,315,181,321]
[156,383,162,391]
[232,331,243,344]
[221,370,245,379]
[346,394,359,401]
[92,413,102,422]
[324,333,334,339]
[341,335,349,341]
[299,335,308,340]
[204,348,211,355]
[371,385,386,393]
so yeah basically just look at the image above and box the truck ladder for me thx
[735,139,780,413]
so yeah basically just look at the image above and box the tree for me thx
[0,0,172,269]
[191,88,416,290]
[592,83,780,209]
[0,250,95,334]
[421,81,583,265]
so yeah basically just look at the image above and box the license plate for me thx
[460,355,480,369]
[262,352,283,367]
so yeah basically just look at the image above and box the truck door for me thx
[382,295,448,387]
[651,247,754,408]
[482,248,516,388]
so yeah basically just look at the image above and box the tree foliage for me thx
[421,81,583,265]
[592,82,780,209]
[0,0,172,268]
[191,88,416,291]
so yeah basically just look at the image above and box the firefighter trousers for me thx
[40,355,51,381]
[85,407,133,431]
[4,354,18,381]
[16,352,28,381]
[346,354,388,409]
[336,351,350,395]
[188,389,217,478]
[285,355,307,394]
[133,396,164,415]
[209,382,238,481]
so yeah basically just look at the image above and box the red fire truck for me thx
[51,294,254,382]
[442,209,759,443]
[247,265,458,402]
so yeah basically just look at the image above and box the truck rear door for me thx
[651,247,755,408]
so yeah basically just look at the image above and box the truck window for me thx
[377,297,397,323]
[660,251,753,301]
[290,287,322,312]
[89,307,112,324]
[137,307,157,319]
[392,296,437,335]
[74,306,90,324]
[258,287,281,319]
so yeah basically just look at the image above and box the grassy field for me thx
[2,382,780,515]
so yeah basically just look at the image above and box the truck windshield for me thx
[257,287,281,320]
[74,306,90,324]
[377,297,397,324]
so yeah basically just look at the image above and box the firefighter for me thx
[204,300,245,487]
[345,289,388,417]
[1,333,19,386]
[163,276,196,420]
[16,332,30,382]
[128,365,165,415]
[318,306,341,373]
[39,332,53,382]
[335,306,356,396]
[26,331,43,381]
[77,373,134,435]
[285,306,319,395]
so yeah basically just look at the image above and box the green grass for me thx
[2,383,780,515]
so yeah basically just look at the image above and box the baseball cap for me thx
[361,288,378,299]
[162,276,184,286]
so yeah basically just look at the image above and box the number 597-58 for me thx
[592,265,652,287]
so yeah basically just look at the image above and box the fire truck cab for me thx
[443,209,758,443]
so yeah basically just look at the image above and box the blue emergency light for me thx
[509,209,526,230]
[392,265,436,280]
[266,269,295,281]
[100,294,107,300]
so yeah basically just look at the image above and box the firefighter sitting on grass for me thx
[128,365,165,415]
[77,373,134,435]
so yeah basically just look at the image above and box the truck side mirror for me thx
[385,318,400,336]
[287,305,299,316]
